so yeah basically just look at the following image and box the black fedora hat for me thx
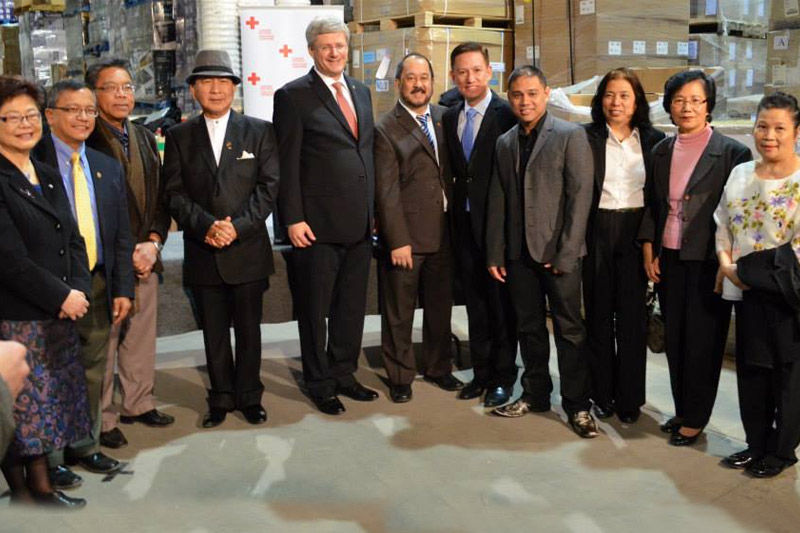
[186,49,242,85]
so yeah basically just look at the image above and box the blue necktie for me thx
[416,113,435,152]
[461,107,477,162]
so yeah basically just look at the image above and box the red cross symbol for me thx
[279,44,293,58]
[247,72,261,86]
[245,17,259,30]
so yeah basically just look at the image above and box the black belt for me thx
[598,207,643,213]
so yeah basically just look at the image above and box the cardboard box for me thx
[770,0,800,29]
[351,0,511,22]
[349,25,512,118]
[766,27,800,98]
[689,34,767,99]
[691,0,769,24]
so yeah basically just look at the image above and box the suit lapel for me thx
[6,167,59,219]
[346,74,367,144]
[587,125,608,193]
[473,94,499,162]
[86,150,108,247]
[193,115,217,175]
[395,103,437,164]
[654,137,676,202]
[449,102,469,170]
[685,131,722,193]
[216,110,240,178]
[525,114,553,170]
[310,70,356,140]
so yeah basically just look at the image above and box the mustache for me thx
[410,87,427,94]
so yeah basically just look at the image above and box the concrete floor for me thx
[2,308,799,532]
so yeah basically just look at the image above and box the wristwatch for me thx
[150,240,164,254]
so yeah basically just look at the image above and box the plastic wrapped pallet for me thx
[691,0,769,25]
[512,0,571,87]
[352,0,511,21]
[771,0,800,29]
[766,27,800,100]
[17,11,66,84]
[689,33,766,115]
[349,25,512,118]
[63,12,84,76]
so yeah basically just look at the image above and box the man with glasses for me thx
[32,79,134,487]
[84,59,174,452]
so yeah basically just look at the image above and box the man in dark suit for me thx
[375,53,463,403]
[33,80,135,483]
[273,17,378,415]
[442,42,518,407]
[163,50,279,428]
[85,58,174,450]
[485,66,598,438]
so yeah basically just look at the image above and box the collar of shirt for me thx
[314,66,351,97]
[518,111,547,144]
[398,101,431,121]
[52,132,87,170]
[464,88,492,118]
[606,124,640,146]
[204,109,231,133]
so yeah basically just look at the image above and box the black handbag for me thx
[646,282,665,354]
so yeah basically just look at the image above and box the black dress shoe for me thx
[660,417,682,434]
[120,409,175,427]
[721,449,759,469]
[241,404,268,425]
[617,410,640,424]
[202,408,227,428]
[457,381,485,400]
[669,430,703,447]
[569,410,599,438]
[592,403,615,419]
[73,452,122,474]
[747,456,794,478]
[484,386,512,408]
[424,373,464,391]
[389,384,413,403]
[338,381,379,401]
[32,490,86,509]
[48,465,83,490]
[311,395,346,415]
[100,427,128,449]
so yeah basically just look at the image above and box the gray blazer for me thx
[486,113,593,273]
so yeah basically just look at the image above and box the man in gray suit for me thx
[485,65,597,438]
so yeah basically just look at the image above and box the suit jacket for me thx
[442,91,516,249]
[87,119,170,245]
[374,102,450,254]
[584,122,665,245]
[163,111,279,286]
[486,114,594,274]
[638,130,752,261]
[32,136,135,315]
[0,153,91,320]
[273,68,375,245]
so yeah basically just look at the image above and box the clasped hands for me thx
[205,217,238,249]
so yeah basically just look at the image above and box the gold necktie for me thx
[71,151,97,270]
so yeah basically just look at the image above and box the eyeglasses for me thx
[50,106,99,118]
[316,44,347,54]
[96,83,135,94]
[0,111,41,126]
[671,98,707,109]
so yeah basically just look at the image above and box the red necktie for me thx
[333,81,358,139]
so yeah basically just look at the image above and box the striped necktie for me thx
[415,113,436,152]
[71,151,97,270]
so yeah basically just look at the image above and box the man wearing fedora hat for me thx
[163,49,280,428]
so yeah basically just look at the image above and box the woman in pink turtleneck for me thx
[638,71,752,447]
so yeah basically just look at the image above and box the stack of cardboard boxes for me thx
[348,0,513,118]
[767,0,800,100]
[514,1,689,88]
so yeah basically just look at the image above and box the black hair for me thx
[450,42,489,69]
[756,91,800,128]
[0,75,44,109]
[47,79,91,108]
[662,70,716,123]
[507,65,548,91]
[590,67,652,129]
[85,58,133,89]
[395,53,434,80]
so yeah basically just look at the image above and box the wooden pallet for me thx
[348,11,512,34]
[689,19,768,39]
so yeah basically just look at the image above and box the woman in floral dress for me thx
[715,92,800,478]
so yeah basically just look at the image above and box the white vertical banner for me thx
[240,5,343,121]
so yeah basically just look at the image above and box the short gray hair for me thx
[305,17,349,48]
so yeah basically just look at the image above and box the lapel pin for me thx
[21,187,32,197]
[226,141,233,150]
[96,171,102,179]
[48,183,54,189]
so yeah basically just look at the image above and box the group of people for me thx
[2,15,800,509]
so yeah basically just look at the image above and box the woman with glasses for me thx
[583,68,665,424]
[639,70,751,446]
[0,75,92,508]
[715,92,800,478]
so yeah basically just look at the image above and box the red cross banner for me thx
[241,5,344,121]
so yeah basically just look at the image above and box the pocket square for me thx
[237,150,255,160]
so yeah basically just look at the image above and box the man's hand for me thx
[488,265,507,283]
[0,340,30,399]
[390,245,413,270]
[112,297,132,325]
[133,241,159,279]
[543,263,562,275]
[204,219,236,249]
[288,221,316,248]
[60,289,90,320]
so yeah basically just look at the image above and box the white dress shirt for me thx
[456,88,492,145]
[599,126,646,210]
[398,101,447,212]
[204,109,231,165]
[314,66,356,119]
